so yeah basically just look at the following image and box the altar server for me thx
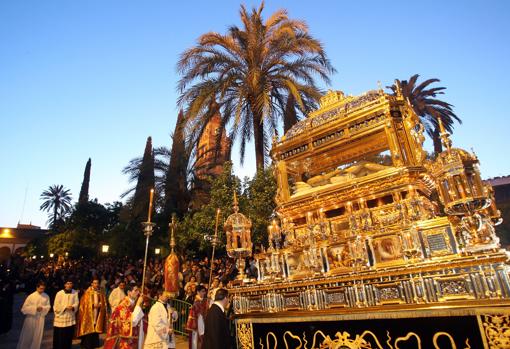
[53,279,79,349]
[144,289,171,349]
[16,280,51,349]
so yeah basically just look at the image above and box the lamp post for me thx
[101,245,109,253]
[155,248,161,255]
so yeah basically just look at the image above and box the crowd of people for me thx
[0,253,241,348]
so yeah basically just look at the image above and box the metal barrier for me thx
[170,298,192,336]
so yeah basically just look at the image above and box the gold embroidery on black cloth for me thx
[253,329,473,349]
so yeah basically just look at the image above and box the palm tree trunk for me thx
[432,126,443,155]
[253,113,265,171]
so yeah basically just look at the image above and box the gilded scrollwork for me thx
[481,314,510,348]
[237,322,254,349]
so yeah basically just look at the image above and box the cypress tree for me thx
[132,136,155,221]
[164,110,189,220]
[283,94,298,134]
[78,158,91,205]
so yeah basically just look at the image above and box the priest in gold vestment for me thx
[76,278,107,349]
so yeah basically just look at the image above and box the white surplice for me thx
[144,301,169,349]
[108,286,126,310]
[16,291,51,349]
[53,289,79,327]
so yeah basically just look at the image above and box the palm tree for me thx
[388,74,461,154]
[177,2,335,170]
[40,185,72,228]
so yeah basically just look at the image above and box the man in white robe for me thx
[144,289,171,349]
[16,281,51,349]
[53,280,79,349]
[108,280,126,311]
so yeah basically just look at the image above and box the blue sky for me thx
[1,1,509,228]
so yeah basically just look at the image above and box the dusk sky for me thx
[1,1,509,228]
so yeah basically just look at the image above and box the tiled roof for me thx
[485,175,510,187]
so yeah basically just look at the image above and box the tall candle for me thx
[147,188,154,223]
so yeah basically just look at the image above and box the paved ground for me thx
[0,293,188,349]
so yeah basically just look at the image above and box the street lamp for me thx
[101,245,109,253]
[155,248,161,255]
[49,253,54,258]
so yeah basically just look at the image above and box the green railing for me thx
[170,298,192,336]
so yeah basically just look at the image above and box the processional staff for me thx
[141,188,155,295]
[207,208,221,292]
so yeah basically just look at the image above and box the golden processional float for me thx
[227,85,510,349]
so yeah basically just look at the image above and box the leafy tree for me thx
[40,184,72,229]
[46,230,97,258]
[48,200,123,258]
[242,167,277,248]
[68,199,111,235]
[24,235,49,258]
[104,201,123,231]
[78,158,91,205]
[388,74,461,154]
[174,162,277,257]
[177,161,241,256]
[177,2,335,170]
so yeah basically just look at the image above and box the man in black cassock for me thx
[203,288,231,349]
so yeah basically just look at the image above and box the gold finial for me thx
[437,115,452,152]
[394,80,403,98]
[233,191,239,213]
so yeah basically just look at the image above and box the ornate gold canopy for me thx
[228,84,508,325]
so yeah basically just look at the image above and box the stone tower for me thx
[190,106,231,209]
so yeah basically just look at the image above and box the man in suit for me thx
[203,288,230,349]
